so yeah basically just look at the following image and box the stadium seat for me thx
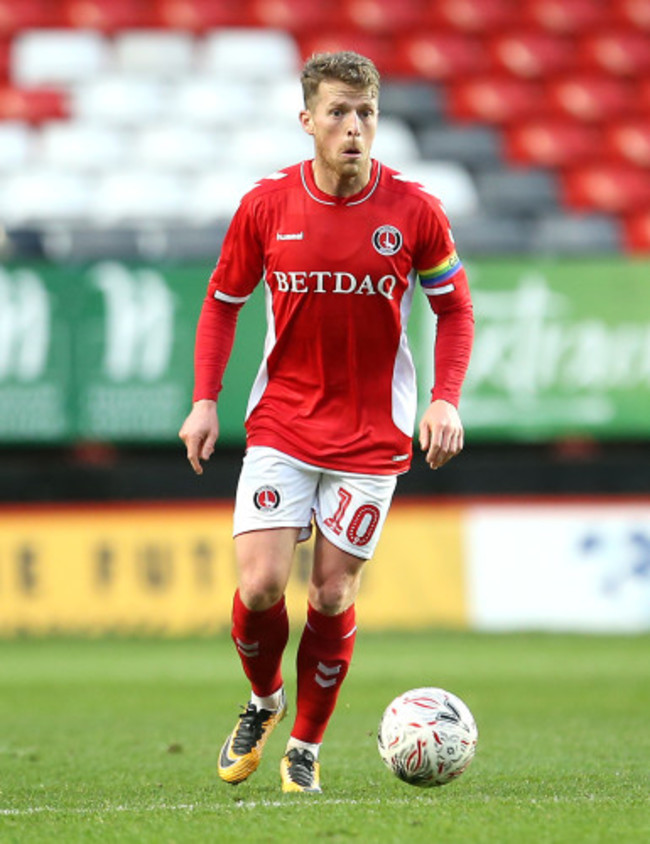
[562,164,650,213]
[368,116,420,163]
[91,170,189,225]
[521,0,612,34]
[60,0,158,30]
[246,0,335,33]
[604,120,650,167]
[487,31,576,79]
[395,32,489,80]
[187,169,262,223]
[611,0,650,32]
[221,124,313,174]
[624,211,650,252]
[0,0,62,35]
[450,214,534,254]
[577,30,650,77]
[474,168,560,215]
[0,85,69,122]
[38,122,130,172]
[0,122,34,171]
[530,211,622,253]
[131,124,228,171]
[0,38,10,81]
[72,76,168,125]
[153,0,246,31]
[169,77,262,127]
[297,31,395,75]
[199,28,300,81]
[10,29,110,86]
[448,76,543,123]
[339,0,424,34]
[545,74,637,122]
[390,161,480,218]
[504,120,601,167]
[417,124,503,168]
[0,169,93,226]
[112,31,196,77]
[425,0,517,34]
[377,80,446,128]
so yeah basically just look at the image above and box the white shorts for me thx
[233,446,397,560]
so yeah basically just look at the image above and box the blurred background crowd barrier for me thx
[1,0,649,633]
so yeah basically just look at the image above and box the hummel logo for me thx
[276,232,304,241]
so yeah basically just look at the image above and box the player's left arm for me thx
[415,203,474,470]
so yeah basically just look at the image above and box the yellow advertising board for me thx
[0,501,467,634]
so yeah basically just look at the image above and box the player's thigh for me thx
[235,527,301,609]
[314,471,397,560]
[233,446,319,538]
[309,529,367,614]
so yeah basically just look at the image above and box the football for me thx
[377,687,478,787]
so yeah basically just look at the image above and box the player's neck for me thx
[311,159,372,198]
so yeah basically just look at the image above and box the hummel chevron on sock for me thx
[292,602,357,744]
[231,589,289,697]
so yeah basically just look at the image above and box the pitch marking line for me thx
[1,798,414,817]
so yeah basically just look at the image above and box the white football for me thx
[377,687,478,787]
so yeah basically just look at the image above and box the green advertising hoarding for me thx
[0,258,648,444]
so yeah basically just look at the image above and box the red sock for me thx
[231,589,289,698]
[292,603,357,744]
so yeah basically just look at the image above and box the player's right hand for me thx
[178,399,219,475]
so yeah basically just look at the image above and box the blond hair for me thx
[300,51,380,108]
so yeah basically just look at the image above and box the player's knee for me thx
[238,574,285,611]
[310,576,359,616]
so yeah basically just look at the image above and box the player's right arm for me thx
[179,192,264,474]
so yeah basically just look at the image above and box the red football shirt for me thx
[194,159,473,475]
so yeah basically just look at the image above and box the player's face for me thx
[300,80,378,195]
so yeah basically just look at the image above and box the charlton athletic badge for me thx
[253,486,281,511]
[372,225,403,256]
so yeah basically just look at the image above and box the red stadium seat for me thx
[545,74,637,121]
[246,0,336,33]
[394,32,489,80]
[61,0,159,31]
[504,120,601,167]
[611,0,650,33]
[578,30,650,77]
[0,0,62,36]
[624,211,650,252]
[298,31,397,75]
[338,0,424,34]
[521,0,612,34]
[638,77,650,113]
[0,38,9,82]
[448,76,544,123]
[426,0,518,34]
[487,30,576,79]
[604,120,650,167]
[562,163,650,213]
[153,0,247,31]
[0,85,69,123]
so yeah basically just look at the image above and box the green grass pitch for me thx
[0,631,648,843]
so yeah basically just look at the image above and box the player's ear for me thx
[300,109,314,136]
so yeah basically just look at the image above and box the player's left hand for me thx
[418,400,464,470]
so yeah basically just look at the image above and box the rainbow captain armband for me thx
[418,252,463,296]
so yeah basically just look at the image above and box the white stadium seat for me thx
[38,122,130,172]
[131,124,229,171]
[186,170,262,223]
[389,161,480,218]
[11,29,110,86]
[72,76,169,125]
[199,28,300,82]
[0,123,35,171]
[169,77,261,127]
[0,169,93,226]
[112,30,196,78]
[91,170,188,225]
[371,117,421,163]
